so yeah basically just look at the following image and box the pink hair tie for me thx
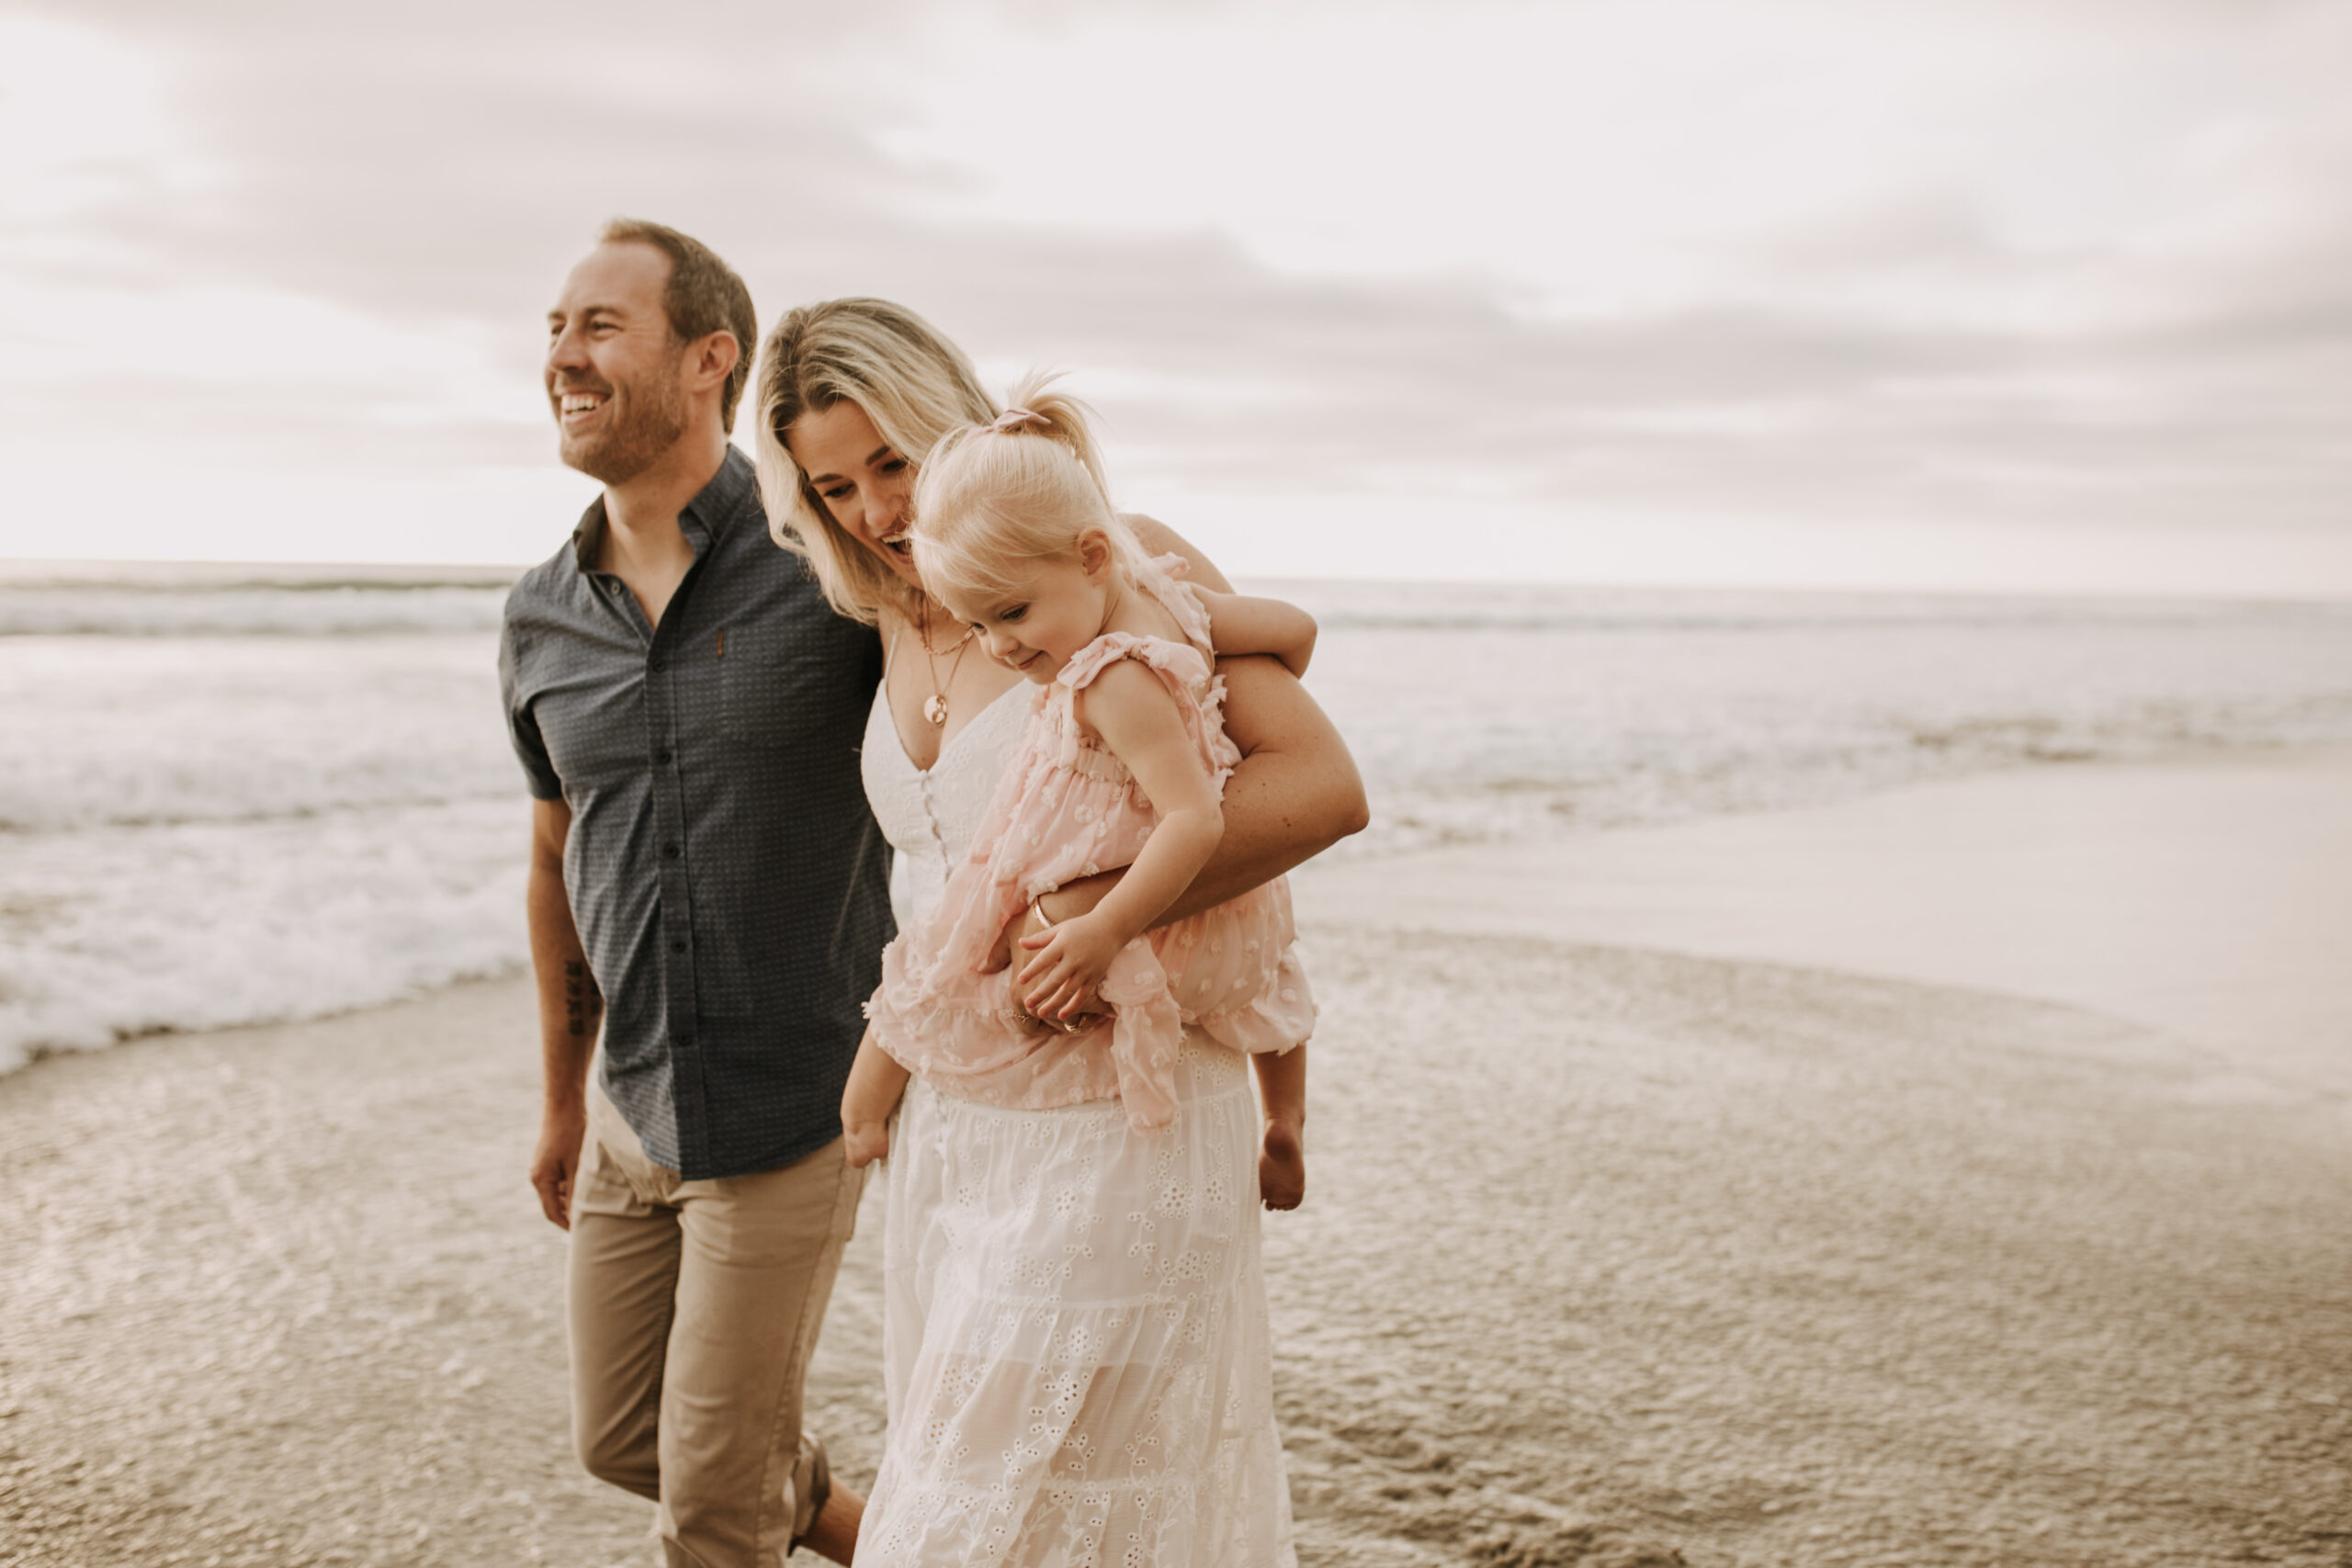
[989,407,1048,435]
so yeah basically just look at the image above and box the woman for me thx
[752,299,1366,1565]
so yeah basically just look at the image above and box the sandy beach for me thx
[5,750,2349,1567]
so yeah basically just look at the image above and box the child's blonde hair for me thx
[911,372,1148,608]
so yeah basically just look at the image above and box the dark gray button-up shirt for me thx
[498,446,893,1179]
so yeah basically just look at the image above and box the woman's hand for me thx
[1017,911,1128,1021]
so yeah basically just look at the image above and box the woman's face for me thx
[786,400,922,591]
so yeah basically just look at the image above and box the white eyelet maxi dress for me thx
[856,673,1297,1567]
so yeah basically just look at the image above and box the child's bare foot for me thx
[1258,1117,1305,1211]
[843,1121,890,1169]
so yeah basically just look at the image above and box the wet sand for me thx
[1293,749,2352,1096]
[4,752,2349,1566]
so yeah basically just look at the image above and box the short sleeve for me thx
[497,614,564,801]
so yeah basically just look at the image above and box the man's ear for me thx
[689,331,740,395]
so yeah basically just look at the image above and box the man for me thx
[500,219,889,1565]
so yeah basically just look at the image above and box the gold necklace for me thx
[917,603,975,727]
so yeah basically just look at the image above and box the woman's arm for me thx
[1129,514,1367,886]
[999,518,1369,964]
[1021,656,1364,945]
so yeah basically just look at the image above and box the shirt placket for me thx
[580,525,709,1173]
[644,610,704,1172]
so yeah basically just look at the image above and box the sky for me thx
[3,0,2348,595]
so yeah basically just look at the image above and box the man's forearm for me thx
[528,855,600,1107]
[524,806,598,1228]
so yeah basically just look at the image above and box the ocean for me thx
[4,561,2349,1073]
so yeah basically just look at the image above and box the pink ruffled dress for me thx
[864,557,1315,1130]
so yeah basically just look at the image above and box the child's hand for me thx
[839,1024,906,1168]
[1016,911,1128,1021]
[842,1115,890,1169]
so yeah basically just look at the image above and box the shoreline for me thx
[8,739,2344,1087]
[1297,743,2352,1099]
[6,747,2350,1565]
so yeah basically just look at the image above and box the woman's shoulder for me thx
[1121,513,1235,595]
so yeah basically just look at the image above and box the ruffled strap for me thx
[1135,552,1215,658]
[1055,630,1212,694]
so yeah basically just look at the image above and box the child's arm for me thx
[1016,660,1224,1021]
[1198,589,1317,677]
[840,1024,910,1168]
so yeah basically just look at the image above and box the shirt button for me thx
[650,655,666,672]
[671,939,687,954]
[656,748,673,764]
[663,841,680,858]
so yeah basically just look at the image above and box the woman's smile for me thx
[786,399,921,587]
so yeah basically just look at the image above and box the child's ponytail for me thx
[985,372,1114,510]
[911,371,1147,606]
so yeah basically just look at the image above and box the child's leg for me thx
[840,1028,910,1169]
[1250,1044,1306,1211]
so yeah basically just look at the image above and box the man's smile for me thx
[558,389,609,425]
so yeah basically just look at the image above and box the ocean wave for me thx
[0,788,519,836]
[1254,580,2352,637]
[6,575,2350,1070]
[1342,703,2352,860]
[9,573,2346,640]
[0,585,511,637]
[0,797,531,1074]
[0,631,517,832]
[1303,607,2344,635]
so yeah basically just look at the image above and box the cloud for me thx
[3,0,2348,584]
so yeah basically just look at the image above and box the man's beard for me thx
[560,375,690,487]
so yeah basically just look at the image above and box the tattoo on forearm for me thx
[564,959,604,1038]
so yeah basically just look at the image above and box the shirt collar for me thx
[569,444,758,574]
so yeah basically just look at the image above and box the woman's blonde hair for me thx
[910,371,1148,611]
[752,298,998,625]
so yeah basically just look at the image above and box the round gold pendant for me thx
[923,694,948,727]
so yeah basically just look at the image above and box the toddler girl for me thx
[840,376,1315,1203]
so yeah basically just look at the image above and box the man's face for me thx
[544,243,690,486]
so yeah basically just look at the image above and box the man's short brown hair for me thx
[599,218,758,433]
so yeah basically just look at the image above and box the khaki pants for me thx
[570,1084,865,1567]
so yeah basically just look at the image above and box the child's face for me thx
[939,550,1113,685]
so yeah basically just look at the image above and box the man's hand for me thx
[530,1100,588,1230]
